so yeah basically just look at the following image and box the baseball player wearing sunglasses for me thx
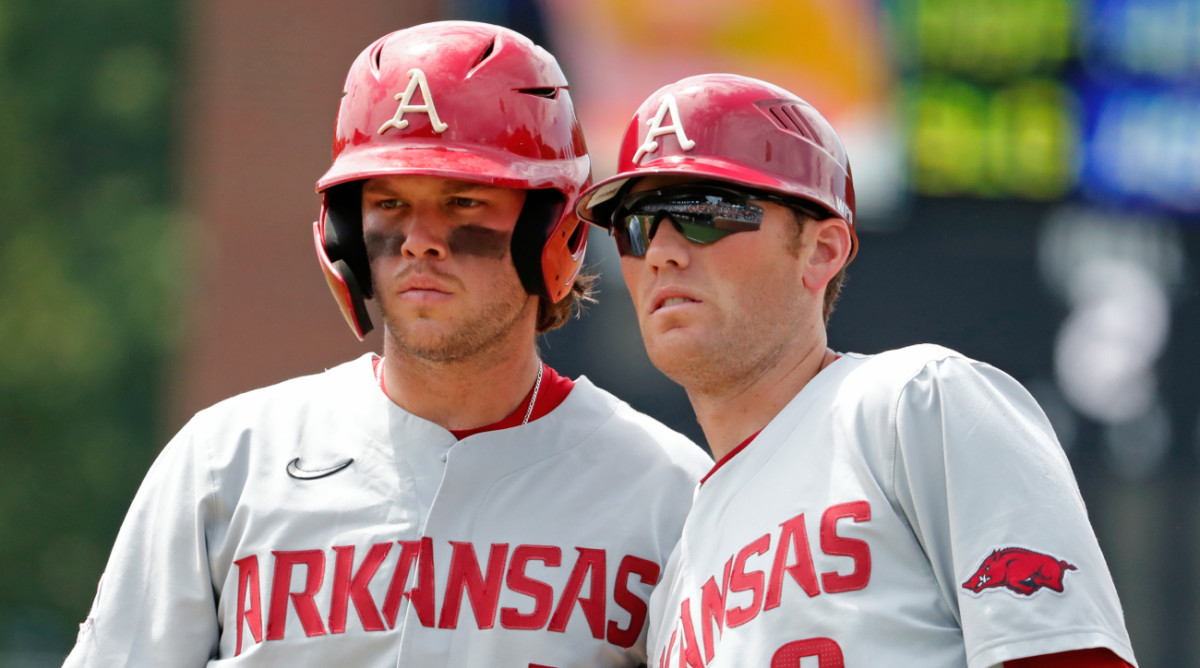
[577,74,1137,668]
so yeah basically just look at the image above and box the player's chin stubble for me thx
[640,292,803,400]
[376,283,534,364]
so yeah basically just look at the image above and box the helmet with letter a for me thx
[313,20,591,340]
[575,73,856,261]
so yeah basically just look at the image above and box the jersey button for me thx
[440,453,448,462]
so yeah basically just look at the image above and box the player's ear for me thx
[801,217,852,291]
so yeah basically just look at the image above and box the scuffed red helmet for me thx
[576,73,856,261]
[314,21,591,340]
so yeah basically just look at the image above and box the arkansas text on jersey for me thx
[658,501,870,667]
[233,538,660,656]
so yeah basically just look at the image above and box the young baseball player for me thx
[63,22,711,667]
[576,74,1138,668]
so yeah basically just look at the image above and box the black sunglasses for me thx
[610,184,827,257]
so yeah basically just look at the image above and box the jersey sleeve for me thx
[62,421,219,667]
[888,354,1136,668]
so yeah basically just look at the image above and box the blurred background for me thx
[1,0,1196,665]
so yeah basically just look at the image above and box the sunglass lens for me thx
[674,217,732,244]
[612,186,769,257]
[614,214,736,257]
[614,214,655,257]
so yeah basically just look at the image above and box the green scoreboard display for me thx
[891,0,1200,215]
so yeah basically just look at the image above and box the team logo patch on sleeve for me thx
[961,547,1077,596]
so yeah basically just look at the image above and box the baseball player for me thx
[576,74,1138,668]
[63,22,710,667]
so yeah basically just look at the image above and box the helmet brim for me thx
[317,143,589,194]
[577,156,841,228]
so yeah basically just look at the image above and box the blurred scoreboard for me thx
[891,0,1200,217]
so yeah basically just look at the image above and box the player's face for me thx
[362,175,536,363]
[617,176,822,394]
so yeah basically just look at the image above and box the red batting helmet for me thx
[576,73,856,260]
[314,21,591,340]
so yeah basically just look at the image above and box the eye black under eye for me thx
[448,225,510,259]
[364,230,406,260]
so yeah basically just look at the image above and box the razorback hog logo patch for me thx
[962,547,1076,596]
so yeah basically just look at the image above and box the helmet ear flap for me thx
[511,189,567,301]
[315,182,375,339]
[332,258,374,335]
[323,183,373,299]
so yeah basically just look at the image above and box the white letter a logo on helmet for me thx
[632,93,696,163]
[378,68,450,135]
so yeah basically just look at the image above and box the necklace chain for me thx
[522,363,544,425]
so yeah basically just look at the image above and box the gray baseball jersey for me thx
[648,344,1136,668]
[65,354,712,667]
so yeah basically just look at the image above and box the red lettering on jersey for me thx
[677,598,706,668]
[380,539,423,628]
[659,627,678,668]
[439,541,509,629]
[771,637,845,667]
[234,555,263,656]
[235,539,664,649]
[549,547,607,638]
[699,557,733,662]
[819,501,871,593]
[406,537,438,626]
[607,554,660,648]
[329,543,391,634]
[725,534,770,627]
[267,550,327,640]
[502,545,562,630]
[766,512,821,608]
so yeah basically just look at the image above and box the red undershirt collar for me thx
[371,355,574,439]
[700,429,762,485]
